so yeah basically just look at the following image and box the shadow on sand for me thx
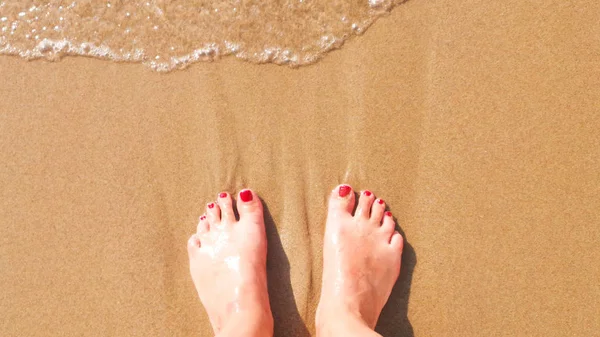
[262,199,311,337]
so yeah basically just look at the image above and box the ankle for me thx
[316,305,380,337]
[216,309,273,337]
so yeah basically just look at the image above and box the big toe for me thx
[328,184,355,215]
[236,189,263,221]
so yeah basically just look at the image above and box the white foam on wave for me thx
[0,0,400,71]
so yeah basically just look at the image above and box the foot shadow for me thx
[262,199,311,337]
[375,224,417,337]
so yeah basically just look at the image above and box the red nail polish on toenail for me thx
[364,190,372,197]
[200,215,206,220]
[385,211,392,217]
[208,203,215,209]
[378,199,385,204]
[219,192,227,198]
[240,190,253,202]
[339,185,351,197]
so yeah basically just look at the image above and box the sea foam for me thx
[0,0,400,71]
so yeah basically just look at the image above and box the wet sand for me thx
[1,0,599,336]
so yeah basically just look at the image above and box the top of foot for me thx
[317,184,404,331]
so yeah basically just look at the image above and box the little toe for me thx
[236,189,263,221]
[371,198,386,222]
[206,201,221,226]
[187,234,201,257]
[355,190,375,219]
[217,192,236,224]
[197,214,209,233]
[328,184,356,215]
[390,231,404,252]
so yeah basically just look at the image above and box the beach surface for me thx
[1,0,599,336]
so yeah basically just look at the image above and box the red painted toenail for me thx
[240,190,253,202]
[339,185,351,197]
[363,190,372,197]
[219,192,227,198]
[208,203,215,209]
[385,211,392,217]
[200,215,206,220]
[378,199,385,204]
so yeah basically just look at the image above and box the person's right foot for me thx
[316,184,403,336]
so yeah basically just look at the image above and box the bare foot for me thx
[187,189,273,337]
[316,184,404,337]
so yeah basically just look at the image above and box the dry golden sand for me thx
[1,0,600,336]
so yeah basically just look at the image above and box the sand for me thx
[1,0,599,336]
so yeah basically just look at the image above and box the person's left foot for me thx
[187,189,273,337]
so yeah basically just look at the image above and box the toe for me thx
[206,201,221,226]
[355,190,375,219]
[187,234,201,256]
[197,214,209,233]
[371,198,386,222]
[390,231,404,252]
[381,211,395,234]
[217,192,236,223]
[236,189,263,221]
[328,184,355,215]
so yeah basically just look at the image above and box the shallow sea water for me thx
[0,0,400,71]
